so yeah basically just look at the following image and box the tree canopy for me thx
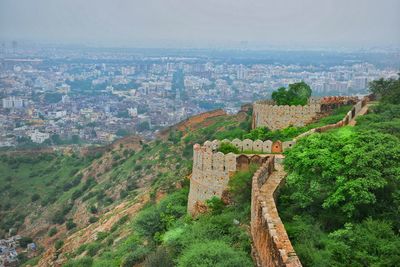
[369,74,400,104]
[279,83,400,266]
[271,81,312,106]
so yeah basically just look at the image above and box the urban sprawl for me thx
[0,47,398,148]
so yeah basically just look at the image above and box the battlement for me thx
[188,142,272,215]
[203,138,295,154]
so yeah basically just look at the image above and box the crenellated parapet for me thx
[186,95,371,265]
[187,141,272,215]
[203,138,295,154]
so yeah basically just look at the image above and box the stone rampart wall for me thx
[187,144,236,215]
[253,103,321,130]
[294,97,368,140]
[251,157,302,267]
[253,96,361,130]
[187,142,272,215]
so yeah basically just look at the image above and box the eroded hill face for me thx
[0,110,251,266]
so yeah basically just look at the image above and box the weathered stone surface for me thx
[251,158,302,267]
[253,102,321,130]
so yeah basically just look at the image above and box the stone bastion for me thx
[187,138,295,215]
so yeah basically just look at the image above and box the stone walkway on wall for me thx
[348,103,370,126]
[259,159,302,267]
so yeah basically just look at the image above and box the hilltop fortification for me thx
[187,96,369,266]
[252,96,358,130]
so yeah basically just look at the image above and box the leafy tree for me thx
[44,92,63,103]
[31,193,40,202]
[66,219,77,230]
[284,129,400,229]
[206,197,225,215]
[134,189,187,241]
[218,142,239,154]
[328,219,400,266]
[369,75,400,104]
[89,216,98,223]
[228,165,258,207]
[137,121,150,132]
[271,82,312,106]
[177,240,252,267]
[54,240,64,250]
[48,227,57,237]
[144,246,174,267]
[19,236,33,248]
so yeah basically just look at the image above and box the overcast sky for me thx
[1,0,399,48]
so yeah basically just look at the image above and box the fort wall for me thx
[187,96,370,265]
[251,157,302,267]
[253,96,360,130]
[187,142,271,215]
[253,102,321,130]
[294,97,368,140]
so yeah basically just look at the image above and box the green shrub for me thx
[177,240,252,267]
[271,82,312,106]
[205,197,225,215]
[89,216,98,223]
[31,193,40,202]
[89,205,98,214]
[54,240,64,250]
[19,236,33,248]
[63,256,93,267]
[48,227,57,237]
[144,246,174,267]
[228,164,258,208]
[86,242,102,256]
[66,219,77,230]
[218,142,239,154]
[121,246,151,267]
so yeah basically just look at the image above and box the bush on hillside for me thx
[177,240,252,267]
[144,246,174,267]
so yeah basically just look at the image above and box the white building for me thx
[128,107,138,117]
[2,97,28,109]
[29,130,50,143]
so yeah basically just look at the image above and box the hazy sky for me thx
[1,0,399,48]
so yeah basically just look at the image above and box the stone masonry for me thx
[187,96,370,266]
[251,157,302,267]
[252,101,321,130]
[252,96,360,130]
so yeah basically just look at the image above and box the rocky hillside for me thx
[0,107,251,266]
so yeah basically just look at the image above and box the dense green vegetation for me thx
[64,166,255,267]
[60,112,256,266]
[369,74,400,104]
[0,153,94,237]
[244,105,352,141]
[279,79,400,266]
[4,83,390,266]
[271,81,312,106]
